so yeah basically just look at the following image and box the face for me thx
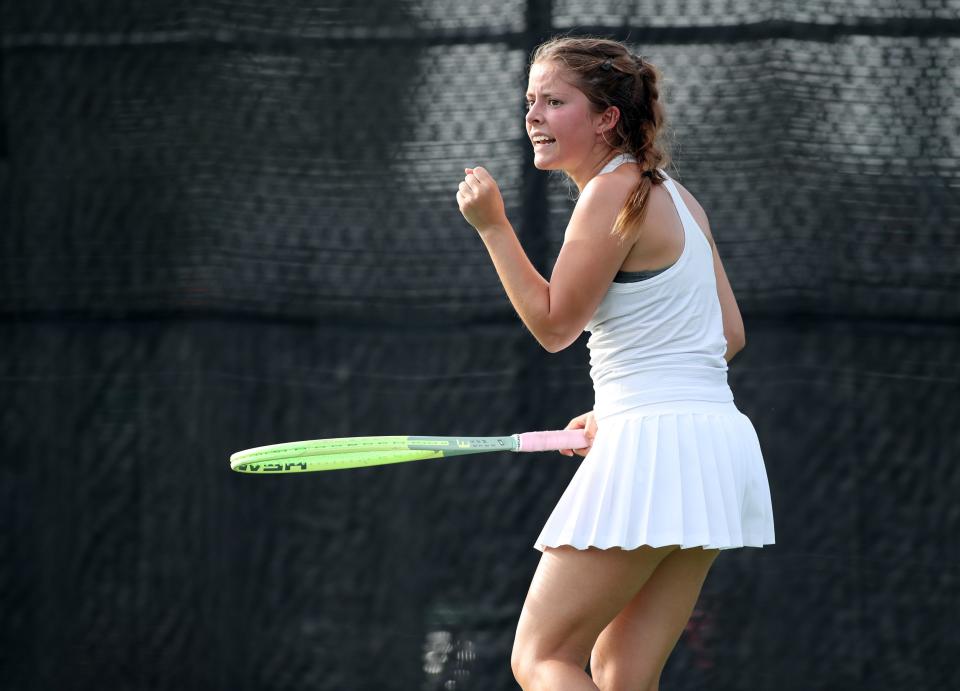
[525,61,603,172]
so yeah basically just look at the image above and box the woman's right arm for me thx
[712,237,746,361]
[715,241,746,362]
[674,183,746,362]
[559,410,598,457]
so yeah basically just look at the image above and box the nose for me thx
[525,104,541,127]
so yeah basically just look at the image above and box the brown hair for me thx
[530,36,670,242]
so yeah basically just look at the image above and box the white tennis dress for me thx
[535,155,776,552]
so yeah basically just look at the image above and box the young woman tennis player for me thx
[456,37,775,690]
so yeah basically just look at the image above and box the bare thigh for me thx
[590,546,720,689]
[512,544,679,671]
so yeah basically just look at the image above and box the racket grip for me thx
[516,429,590,453]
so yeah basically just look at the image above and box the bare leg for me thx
[590,546,720,691]
[511,544,678,691]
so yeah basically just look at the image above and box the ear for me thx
[596,105,621,133]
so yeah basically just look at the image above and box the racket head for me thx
[229,435,518,474]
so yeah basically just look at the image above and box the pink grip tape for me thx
[517,430,590,452]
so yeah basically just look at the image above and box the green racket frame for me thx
[230,435,520,474]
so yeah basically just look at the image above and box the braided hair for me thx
[530,37,671,242]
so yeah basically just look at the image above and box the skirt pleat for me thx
[534,400,775,552]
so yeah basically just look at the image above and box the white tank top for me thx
[586,154,733,419]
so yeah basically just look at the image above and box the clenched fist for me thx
[456,166,509,233]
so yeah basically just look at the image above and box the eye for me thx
[524,98,561,111]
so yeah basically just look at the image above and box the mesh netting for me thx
[3,2,959,322]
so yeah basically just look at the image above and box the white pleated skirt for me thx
[535,399,775,552]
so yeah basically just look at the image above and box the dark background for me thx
[2,1,959,689]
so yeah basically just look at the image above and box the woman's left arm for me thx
[457,166,635,352]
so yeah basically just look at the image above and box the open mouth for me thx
[532,136,556,147]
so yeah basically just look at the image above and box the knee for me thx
[512,638,568,690]
[510,639,536,689]
[589,647,616,689]
[510,646,525,686]
[590,647,660,691]
[510,636,545,690]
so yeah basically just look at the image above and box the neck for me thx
[567,147,627,192]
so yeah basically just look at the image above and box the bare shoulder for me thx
[583,163,640,205]
[670,178,716,246]
[569,165,639,233]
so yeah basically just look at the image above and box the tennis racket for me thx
[230,429,590,474]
